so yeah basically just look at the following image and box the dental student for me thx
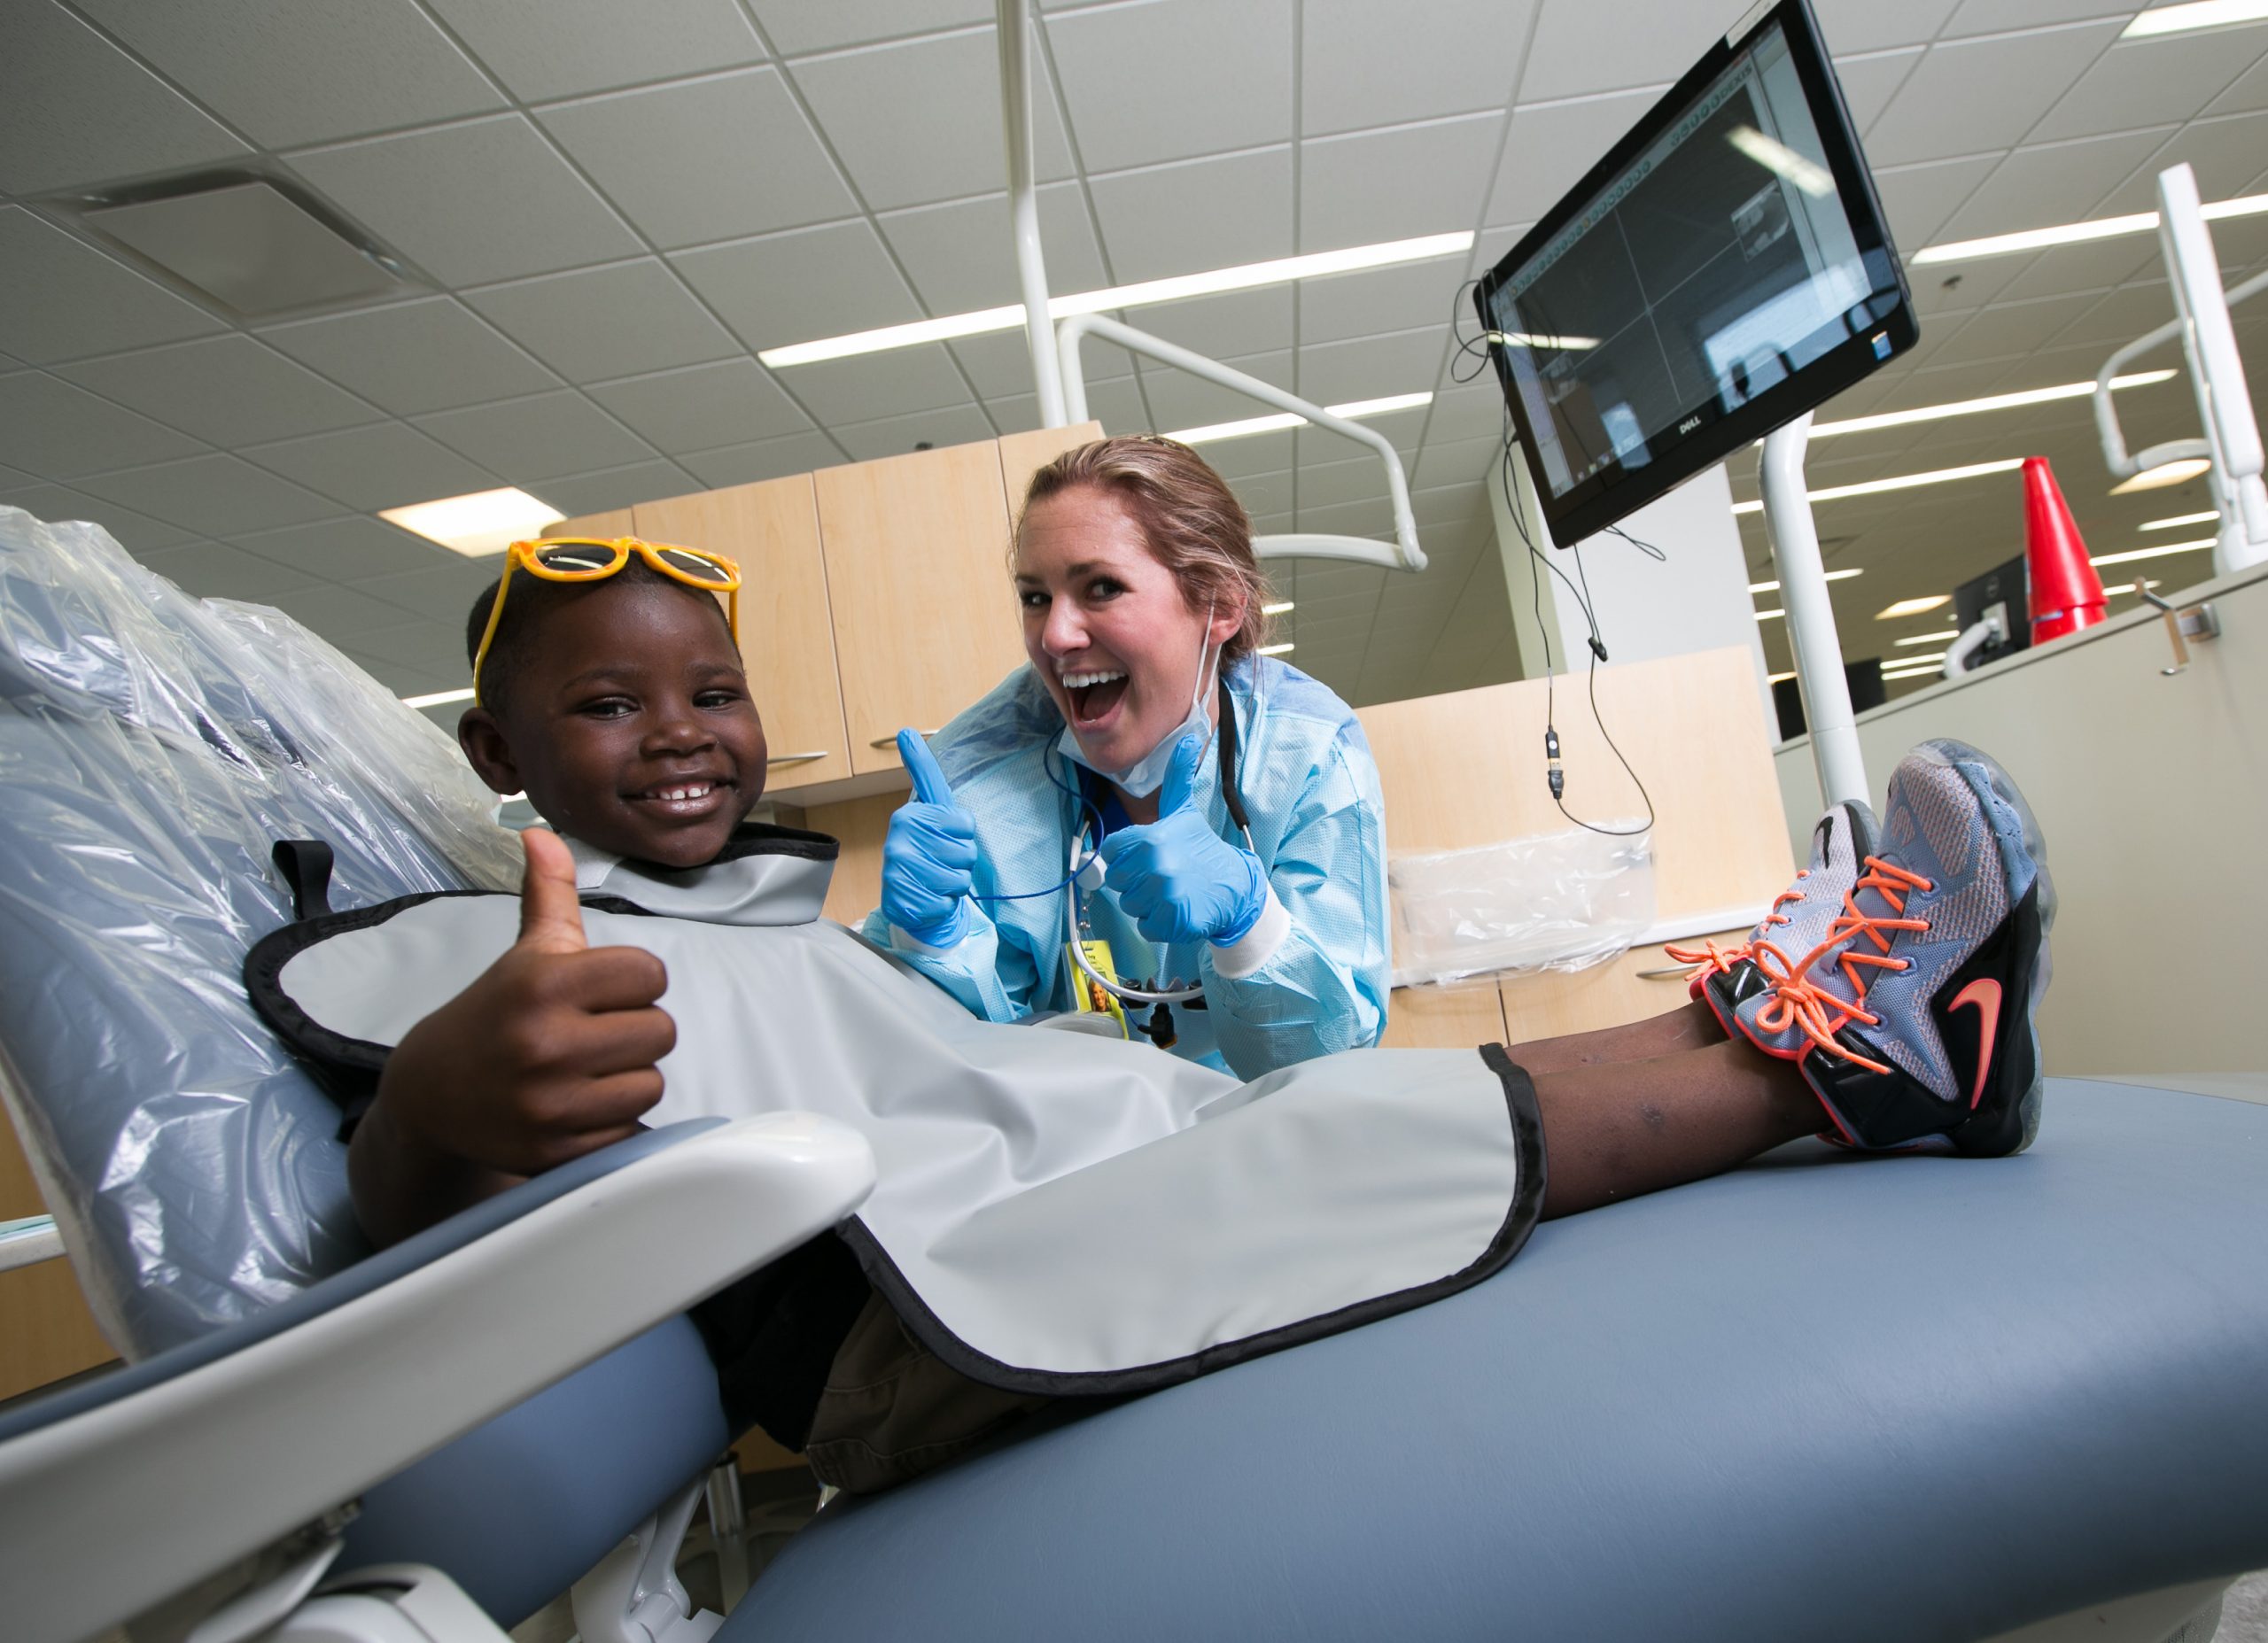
[864,435,1391,1078]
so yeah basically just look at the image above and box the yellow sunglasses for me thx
[471,536,742,706]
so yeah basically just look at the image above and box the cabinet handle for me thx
[870,731,941,748]
[765,752,830,767]
[1635,965,1692,980]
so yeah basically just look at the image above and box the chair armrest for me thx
[0,1112,874,1643]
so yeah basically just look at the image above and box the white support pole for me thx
[998,0,1067,429]
[1760,415,1868,809]
[2155,165,2268,574]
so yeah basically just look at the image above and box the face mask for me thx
[1058,605,1221,799]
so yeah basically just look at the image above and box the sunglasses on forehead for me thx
[470,536,742,707]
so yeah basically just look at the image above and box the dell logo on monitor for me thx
[1678,415,1703,434]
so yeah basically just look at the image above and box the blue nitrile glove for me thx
[882,729,977,949]
[1096,734,1269,948]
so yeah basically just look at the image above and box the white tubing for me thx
[1760,415,1868,809]
[998,0,1067,428]
[2156,165,2268,574]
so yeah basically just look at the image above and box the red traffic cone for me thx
[2023,456,2106,643]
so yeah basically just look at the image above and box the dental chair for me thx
[0,504,2263,1643]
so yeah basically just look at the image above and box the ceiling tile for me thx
[78,453,342,537]
[2205,46,2268,115]
[344,618,476,678]
[288,116,641,287]
[1413,481,1487,528]
[0,481,198,552]
[463,260,742,384]
[243,422,498,512]
[260,298,563,415]
[788,30,1075,211]
[2095,109,2268,213]
[1296,326,1446,405]
[74,0,502,148]
[585,358,813,451]
[531,458,698,517]
[1186,428,1293,478]
[1411,432,1504,488]
[539,68,853,250]
[755,0,991,56]
[1482,89,1659,228]
[268,579,431,643]
[1418,382,1507,445]
[1835,47,1925,134]
[234,515,454,584]
[1139,349,1293,430]
[1937,128,2179,241]
[1868,151,2002,249]
[672,219,922,351]
[1518,0,1723,101]
[1228,469,1292,515]
[1863,21,2124,168]
[427,0,764,99]
[773,345,977,424]
[1122,289,1294,360]
[1070,376,1153,438]
[1047,0,1291,173]
[0,208,225,365]
[2030,30,2264,144]
[1811,0,1961,54]
[1986,235,2159,302]
[0,372,206,477]
[1300,112,1503,253]
[57,335,382,447]
[952,327,1130,399]
[878,182,1107,314]
[1302,0,1534,137]
[415,391,657,482]
[1945,0,2175,36]
[1088,147,1293,285]
[1299,404,1422,464]
[677,429,846,488]
[140,540,322,601]
[2051,281,2176,349]
[832,402,997,461]
[1296,455,1386,510]
[332,557,499,624]
[1928,290,2105,366]
[1298,257,1480,349]
[0,1,248,195]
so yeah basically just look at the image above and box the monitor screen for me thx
[1476,0,1916,546]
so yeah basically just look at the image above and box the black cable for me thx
[1447,277,1496,384]
[1604,524,1667,562]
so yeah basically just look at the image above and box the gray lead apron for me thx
[249,826,1543,1396]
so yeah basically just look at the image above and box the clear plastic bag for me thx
[0,506,518,1355]
[1387,824,1655,988]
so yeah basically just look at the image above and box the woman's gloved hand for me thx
[882,729,978,949]
[1098,735,1269,948]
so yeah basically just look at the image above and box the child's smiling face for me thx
[461,576,767,868]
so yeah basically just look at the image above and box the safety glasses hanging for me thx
[471,536,742,706]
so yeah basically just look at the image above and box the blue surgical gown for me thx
[861,655,1391,1079]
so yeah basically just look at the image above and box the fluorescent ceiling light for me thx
[1486,329,1601,350]
[2101,579,2164,596]
[1261,601,1295,615]
[1755,607,1786,621]
[1810,371,2176,439]
[1256,641,1295,655]
[2109,458,2212,493]
[1728,125,1833,197]
[401,686,475,709]
[1882,650,1948,667]
[1729,457,2024,515]
[2142,509,2218,531]
[1748,568,1861,593]
[759,232,1475,367]
[1169,391,1433,446]
[2123,0,2268,36]
[1877,594,1952,620]
[1768,670,1798,683]
[380,487,563,556]
[1896,630,1960,645]
[2092,536,2218,566]
[1912,189,2268,264]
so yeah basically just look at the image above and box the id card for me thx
[1067,940,1131,1038]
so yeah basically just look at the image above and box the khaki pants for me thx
[802,1292,1053,1496]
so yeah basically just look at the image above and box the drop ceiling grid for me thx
[0,0,2259,701]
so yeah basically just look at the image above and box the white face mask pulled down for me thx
[1058,605,1222,799]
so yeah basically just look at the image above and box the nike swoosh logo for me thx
[1949,978,2002,1109]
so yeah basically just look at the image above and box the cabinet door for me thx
[998,421,1103,519]
[1495,929,1744,1046]
[635,478,853,792]
[1379,981,1509,1050]
[541,508,633,540]
[814,441,1029,777]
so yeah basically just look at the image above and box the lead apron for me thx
[249,827,1544,1396]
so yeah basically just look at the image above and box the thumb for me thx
[517,826,588,955]
[898,728,956,808]
[1159,733,1205,818]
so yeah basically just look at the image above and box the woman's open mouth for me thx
[1061,668,1128,728]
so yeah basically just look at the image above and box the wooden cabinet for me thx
[1,1107,115,1402]
[1494,929,1743,1044]
[542,508,633,541]
[634,477,854,791]
[1379,980,1508,1050]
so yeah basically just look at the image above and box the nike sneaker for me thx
[1748,740,2054,1157]
[1667,800,1878,1043]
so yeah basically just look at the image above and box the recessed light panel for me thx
[380,488,564,557]
[87,180,408,317]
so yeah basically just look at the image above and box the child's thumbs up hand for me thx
[371,828,676,1182]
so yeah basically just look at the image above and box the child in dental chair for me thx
[328,535,2054,1496]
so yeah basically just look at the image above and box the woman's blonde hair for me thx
[1019,436,1275,661]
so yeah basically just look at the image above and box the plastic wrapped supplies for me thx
[0,506,518,1356]
[1387,824,1655,989]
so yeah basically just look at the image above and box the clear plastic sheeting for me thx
[1387,825,1656,988]
[0,506,519,1357]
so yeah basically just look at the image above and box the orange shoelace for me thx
[1747,856,1934,1074]
[1665,870,1810,977]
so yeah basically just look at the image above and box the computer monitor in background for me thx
[1953,553,2031,671]
[1475,0,1916,547]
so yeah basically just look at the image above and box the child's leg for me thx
[1512,1000,1725,1076]
[1533,1038,1817,1220]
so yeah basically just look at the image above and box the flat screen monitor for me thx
[1475,0,1917,546]
[1953,551,2031,670]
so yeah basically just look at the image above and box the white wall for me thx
[1775,559,2268,1079]
[1488,446,1774,725]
